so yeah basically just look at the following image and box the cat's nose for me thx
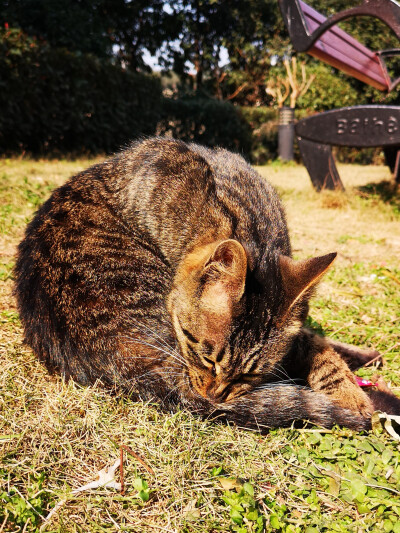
[206,382,230,402]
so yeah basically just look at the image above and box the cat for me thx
[14,137,400,432]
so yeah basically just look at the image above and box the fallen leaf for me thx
[40,458,121,530]
[77,459,122,492]
[182,499,201,521]
[361,315,372,324]
[218,477,242,490]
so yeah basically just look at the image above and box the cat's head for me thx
[167,239,336,403]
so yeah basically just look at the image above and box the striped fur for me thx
[14,138,398,431]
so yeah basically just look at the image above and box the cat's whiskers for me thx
[118,335,186,366]
[128,332,185,365]
[126,320,173,349]
[134,322,176,352]
[269,364,298,385]
[118,312,184,361]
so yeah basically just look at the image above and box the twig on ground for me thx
[120,444,155,495]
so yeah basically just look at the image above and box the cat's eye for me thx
[182,328,199,344]
[203,356,214,367]
[202,356,217,375]
[242,373,261,382]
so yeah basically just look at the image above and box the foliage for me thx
[1,0,399,158]
[0,27,162,155]
[220,0,289,106]
[240,106,278,164]
[221,481,264,531]
[165,0,289,105]
[167,0,234,92]
[296,62,363,111]
[158,95,252,157]
[103,0,181,72]
[0,0,179,72]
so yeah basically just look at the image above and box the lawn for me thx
[1,157,400,532]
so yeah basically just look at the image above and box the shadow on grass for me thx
[356,179,400,216]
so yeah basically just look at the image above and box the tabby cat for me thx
[14,138,400,431]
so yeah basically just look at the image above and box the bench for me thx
[278,0,400,190]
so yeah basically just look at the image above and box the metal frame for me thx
[295,106,400,190]
[278,0,400,91]
[278,0,400,190]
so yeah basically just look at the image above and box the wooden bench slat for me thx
[300,1,389,90]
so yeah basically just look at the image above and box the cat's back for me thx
[189,143,290,256]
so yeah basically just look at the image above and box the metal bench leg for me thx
[297,137,345,191]
[394,150,400,184]
[384,146,400,183]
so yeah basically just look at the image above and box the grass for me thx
[1,157,400,532]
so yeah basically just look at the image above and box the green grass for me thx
[1,157,400,532]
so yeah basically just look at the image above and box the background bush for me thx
[240,107,278,164]
[0,28,162,155]
[158,96,253,158]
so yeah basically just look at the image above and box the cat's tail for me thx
[188,383,370,432]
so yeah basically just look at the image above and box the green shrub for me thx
[158,96,252,158]
[240,107,278,164]
[0,27,162,155]
[298,63,361,111]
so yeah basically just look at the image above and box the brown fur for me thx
[14,138,399,431]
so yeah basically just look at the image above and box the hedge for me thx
[158,96,253,159]
[0,28,162,154]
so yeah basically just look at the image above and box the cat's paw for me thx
[330,384,374,418]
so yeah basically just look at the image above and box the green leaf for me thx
[231,503,245,513]
[384,519,394,532]
[133,477,147,492]
[246,509,259,521]
[364,457,376,475]
[393,522,400,533]
[358,440,374,453]
[270,514,281,529]
[139,490,149,502]
[306,433,321,445]
[369,438,386,453]
[230,508,243,525]
[350,479,367,502]
[328,475,340,497]
[243,482,254,496]
[382,449,393,465]
[222,494,239,507]
[357,503,371,514]
[210,466,223,477]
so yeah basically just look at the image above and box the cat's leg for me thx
[299,329,400,415]
[287,329,373,418]
[366,377,400,415]
[323,336,381,370]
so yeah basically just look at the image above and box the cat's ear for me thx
[202,239,247,305]
[279,252,337,311]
